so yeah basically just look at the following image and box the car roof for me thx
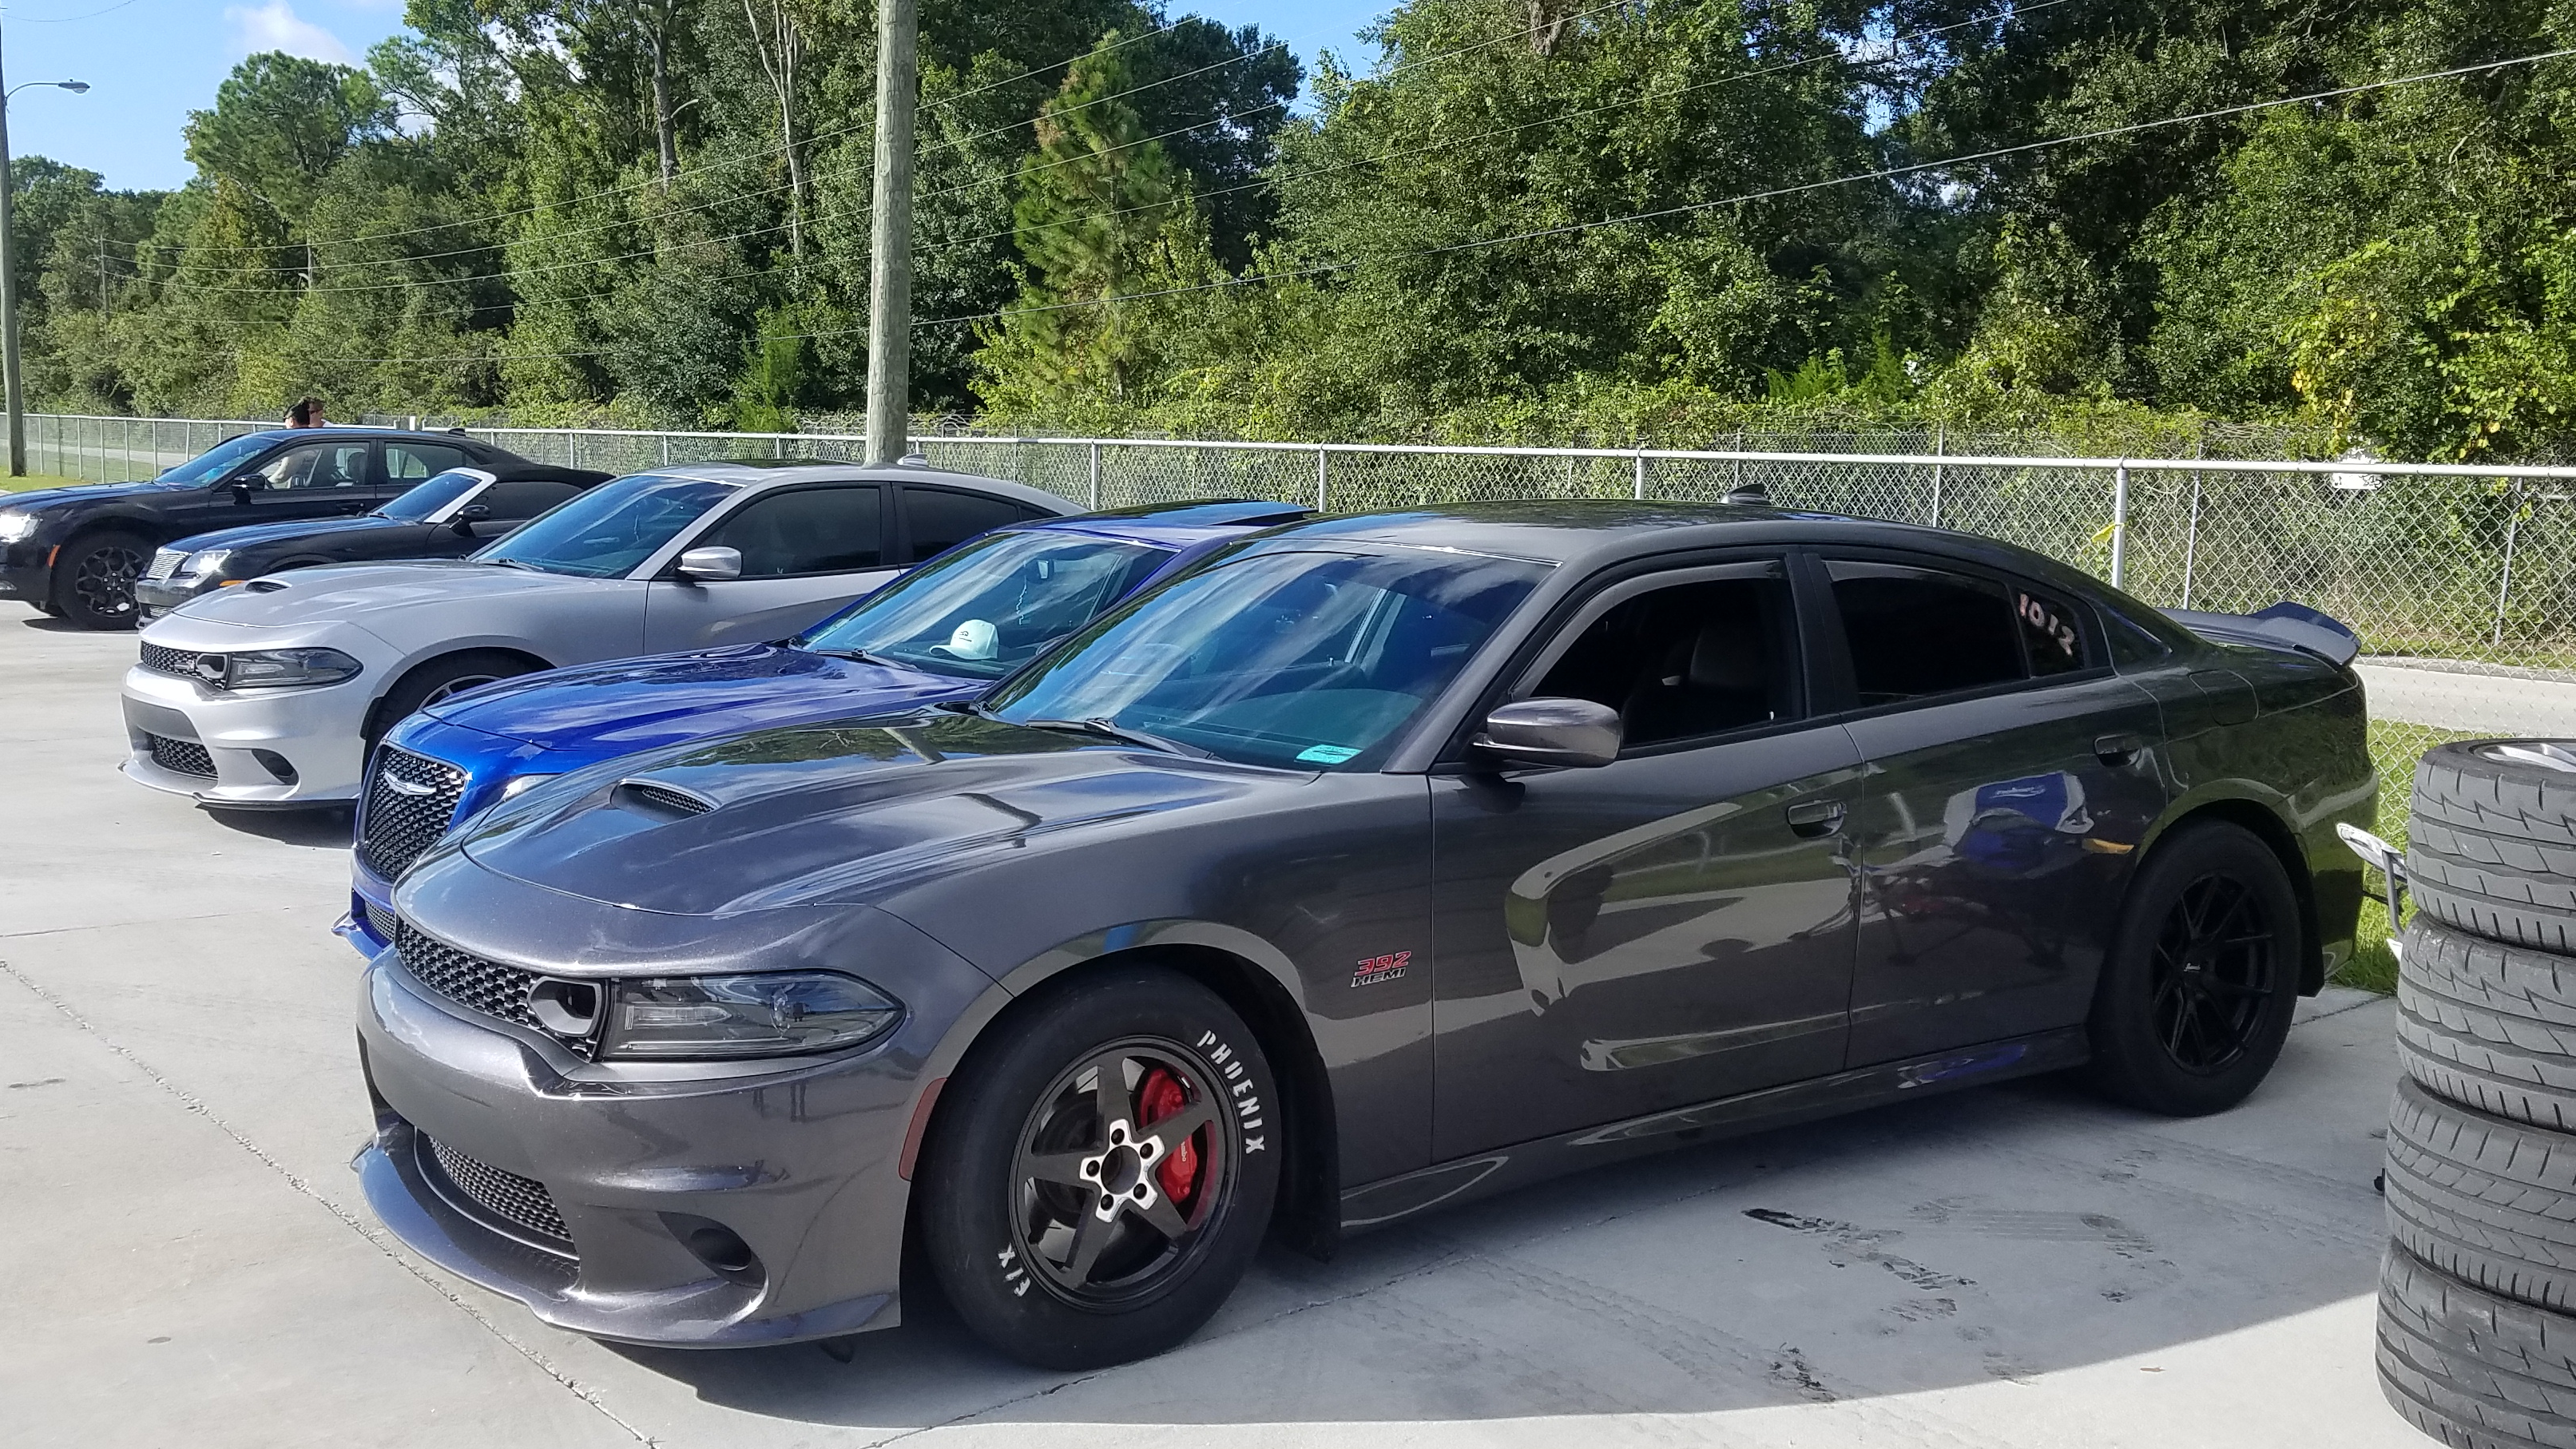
[223,427,496,448]
[643,459,1079,515]
[1024,498,1314,547]
[1242,498,2133,603]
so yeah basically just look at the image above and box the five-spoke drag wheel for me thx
[55,531,149,630]
[922,966,1279,1369]
[2086,820,2303,1116]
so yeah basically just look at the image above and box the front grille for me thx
[393,919,564,1044]
[146,549,187,581]
[359,746,468,879]
[138,641,200,677]
[425,1136,573,1249]
[363,899,400,946]
[145,733,215,778]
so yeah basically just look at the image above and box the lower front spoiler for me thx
[359,1118,894,1348]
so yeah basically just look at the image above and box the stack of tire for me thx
[2380,739,2576,1447]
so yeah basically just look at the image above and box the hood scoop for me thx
[613,778,716,820]
[244,578,289,593]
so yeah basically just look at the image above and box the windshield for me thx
[377,469,489,522]
[474,473,736,578]
[803,528,1172,680]
[987,548,1546,769]
[156,433,276,486]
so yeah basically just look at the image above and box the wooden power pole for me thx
[863,0,918,466]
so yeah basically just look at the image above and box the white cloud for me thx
[224,2,356,66]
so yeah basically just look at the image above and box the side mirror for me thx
[675,546,743,582]
[228,477,264,501]
[450,502,490,534]
[1475,697,1622,768]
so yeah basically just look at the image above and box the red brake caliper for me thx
[1135,1066,1201,1209]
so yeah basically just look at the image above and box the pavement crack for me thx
[0,955,661,1447]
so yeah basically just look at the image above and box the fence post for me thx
[1732,429,1744,497]
[1089,442,1101,510]
[1633,450,1646,501]
[2180,438,2205,609]
[662,439,672,466]
[2109,462,2131,590]
[567,433,577,467]
[1929,423,1945,528]
[2495,482,2525,650]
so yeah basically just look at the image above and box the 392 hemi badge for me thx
[1352,951,1411,987]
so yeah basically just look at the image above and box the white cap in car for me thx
[931,619,999,661]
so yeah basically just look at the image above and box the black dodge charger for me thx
[0,427,542,628]
[131,460,610,620]
[355,501,2372,1369]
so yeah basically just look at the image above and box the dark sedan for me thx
[356,502,2372,1369]
[0,427,541,629]
[133,462,611,620]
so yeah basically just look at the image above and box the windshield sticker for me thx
[1296,744,1361,764]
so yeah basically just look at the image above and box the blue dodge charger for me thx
[341,499,1310,952]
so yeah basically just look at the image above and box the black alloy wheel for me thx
[57,531,149,630]
[2086,819,2302,1116]
[2146,874,2277,1074]
[922,965,1280,1370]
[1011,1041,1228,1306]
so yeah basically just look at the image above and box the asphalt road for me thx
[0,611,2428,1449]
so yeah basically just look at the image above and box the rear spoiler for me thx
[2163,601,2360,669]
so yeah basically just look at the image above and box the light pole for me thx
[0,21,89,476]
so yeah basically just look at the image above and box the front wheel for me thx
[363,650,536,750]
[920,966,1280,1370]
[54,530,150,629]
[2085,820,2304,1116]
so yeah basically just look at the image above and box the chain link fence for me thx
[27,411,2576,861]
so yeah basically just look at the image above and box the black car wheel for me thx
[54,531,150,630]
[363,650,537,749]
[921,965,1280,1369]
[2085,820,2302,1116]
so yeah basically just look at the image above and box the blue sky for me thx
[1,0,1391,194]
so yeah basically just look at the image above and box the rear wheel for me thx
[54,530,150,630]
[920,966,1280,1369]
[363,650,536,750]
[2085,820,2303,1116]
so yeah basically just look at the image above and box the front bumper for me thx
[355,951,919,1347]
[121,662,372,805]
[133,575,216,621]
[0,546,52,603]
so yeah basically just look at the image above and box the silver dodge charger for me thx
[118,460,1076,807]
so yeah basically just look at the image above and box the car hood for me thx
[2,479,185,513]
[421,642,986,756]
[163,514,409,555]
[169,559,604,628]
[453,711,1298,917]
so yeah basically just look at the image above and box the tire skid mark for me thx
[1464,1249,2055,1449]
[1907,1198,2156,1257]
[1742,1208,1975,1290]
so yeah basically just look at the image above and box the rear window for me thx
[1827,561,2099,705]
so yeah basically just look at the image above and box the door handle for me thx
[2095,732,2145,766]
[1785,800,1847,837]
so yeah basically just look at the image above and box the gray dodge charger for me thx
[355,501,2373,1368]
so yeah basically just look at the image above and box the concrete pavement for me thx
[2,613,2429,1448]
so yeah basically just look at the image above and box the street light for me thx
[0,21,90,476]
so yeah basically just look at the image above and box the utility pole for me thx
[96,234,106,318]
[0,22,25,477]
[0,24,86,478]
[863,0,918,466]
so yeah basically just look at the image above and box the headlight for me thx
[208,647,365,689]
[496,773,561,802]
[596,971,902,1059]
[185,548,233,578]
[0,510,34,543]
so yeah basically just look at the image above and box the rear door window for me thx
[1825,562,2022,705]
[483,480,587,519]
[385,442,473,482]
[902,487,1035,562]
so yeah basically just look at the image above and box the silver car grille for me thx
[392,920,597,1061]
[144,733,215,779]
[138,641,200,677]
[358,747,468,880]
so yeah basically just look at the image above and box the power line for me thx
[305,45,2576,365]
